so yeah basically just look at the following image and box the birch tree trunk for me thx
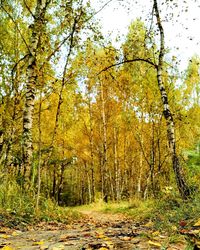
[36,92,42,211]
[114,126,120,201]
[88,91,95,202]
[22,0,49,185]
[100,80,108,201]
[153,0,190,199]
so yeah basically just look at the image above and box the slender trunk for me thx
[137,110,144,198]
[150,121,155,197]
[87,170,92,203]
[88,89,95,202]
[114,126,120,201]
[100,81,108,201]
[52,164,56,198]
[58,164,65,204]
[36,92,42,211]
[138,149,143,198]
[144,174,151,200]
[153,0,190,199]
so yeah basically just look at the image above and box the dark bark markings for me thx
[153,0,190,199]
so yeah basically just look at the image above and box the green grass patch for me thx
[76,195,200,235]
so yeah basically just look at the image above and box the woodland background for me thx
[0,0,200,215]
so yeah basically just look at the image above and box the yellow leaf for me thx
[33,241,44,246]
[2,247,14,250]
[148,240,162,247]
[144,221,154,227]
[171,225,178,231]
[191,229,200,234]
[194,219,200,227]
[0,234,10,239]
[152,231,160,236]
[96,233,105,239]
[12,231,21,236]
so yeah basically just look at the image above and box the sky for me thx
[92,0,200,72]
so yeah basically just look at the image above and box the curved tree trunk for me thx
[153,0,190,199]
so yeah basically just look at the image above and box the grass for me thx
[76,194,200,235]
[0,178,82,228]
[108,197,200,232]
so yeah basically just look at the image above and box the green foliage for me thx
[0,178,33,214]
[184,148,200,192]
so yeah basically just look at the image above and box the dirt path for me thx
[0,210,187,250]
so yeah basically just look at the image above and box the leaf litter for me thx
[0,210,189,249]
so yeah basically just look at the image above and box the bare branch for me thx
[86,0,114,22]
[97,58,157,75]
[45,34,71,63]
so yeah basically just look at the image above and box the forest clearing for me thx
[0,0,200,249]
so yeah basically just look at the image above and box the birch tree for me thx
[22,0,51,184]
[153,0,190,199]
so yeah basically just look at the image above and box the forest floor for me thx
[0,208,189,250]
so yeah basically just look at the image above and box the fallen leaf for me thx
[152,231,160,236]
[11,231,21,236]
[96,233,105,239]
[144,221,154,227]
[194,219,200,227]
[122,236,131,241]
[0,234,10,239]
[148,240,162,247]
[33,241,44,246]
[171,225,178,231]
[2,246,14,250]
[191,229,200,234]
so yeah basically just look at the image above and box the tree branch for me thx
[85,0,114,22]
[11,54,29,84]
[23,0,35,18]
[97,58,157,75]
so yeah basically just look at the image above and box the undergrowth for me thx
[99,195,200,234]
[1,177,200,238]
[0,178,81,228]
